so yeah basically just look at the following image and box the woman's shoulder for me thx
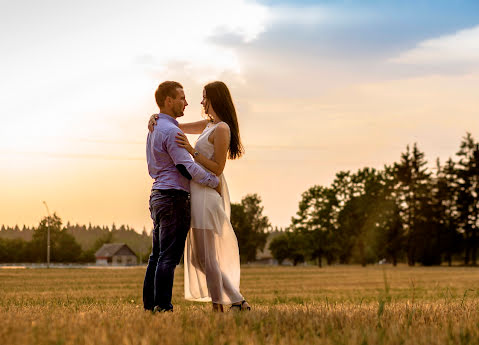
[213,122,231,140]
[215,122,230,133]
[208,122,230,144]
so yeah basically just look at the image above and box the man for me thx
[143,81,219,312]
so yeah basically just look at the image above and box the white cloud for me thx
[392,25,479,65]
[132,0,271,79]
[0,0,271,96]
[0,0,271,149]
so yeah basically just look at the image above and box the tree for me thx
[329,171,356,264]
[269,235,289,265]
[430,158,462,266]
[375,166,405,266]
[286,231,307,266]
[332,168,392,266]
[231,194,270,263]
[91,231,114,252]
[31,214,82,263]
[456,133,479,265]
[290,185,338,267]
[55,231,83,262]
[379,201,404,266]
[395,144,432,266]
[0,238,29,263]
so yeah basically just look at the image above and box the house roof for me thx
[95,243,136,258]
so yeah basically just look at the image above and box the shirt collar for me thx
[158,113,179,126]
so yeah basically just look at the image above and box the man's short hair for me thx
[155,81,183,108]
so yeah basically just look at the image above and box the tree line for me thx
[0,217,152,263]
[0,194,271,264]
[269,133,479,267]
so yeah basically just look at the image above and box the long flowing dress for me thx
[184,122,244,305]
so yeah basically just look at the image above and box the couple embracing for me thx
[143,81,251,312]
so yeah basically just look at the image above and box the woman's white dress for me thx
[184,122,244,305]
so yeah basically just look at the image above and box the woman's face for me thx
[201,89,209,114]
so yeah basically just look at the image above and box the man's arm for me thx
[165,129,219,188]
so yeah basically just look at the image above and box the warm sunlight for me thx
[2,2,479,344]
[1,0,478,233]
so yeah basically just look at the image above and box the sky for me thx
[1,0,478,232]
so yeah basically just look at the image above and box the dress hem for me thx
[185,297,244,305]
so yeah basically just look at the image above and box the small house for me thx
[95,243,138,266]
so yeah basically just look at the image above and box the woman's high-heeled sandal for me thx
[230,300,251,311]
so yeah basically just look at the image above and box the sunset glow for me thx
[1,0,478,232]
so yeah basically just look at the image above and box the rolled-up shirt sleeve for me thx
[165,129,219,188]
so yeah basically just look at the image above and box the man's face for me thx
[200,88,209,114]
[171,88,188,118]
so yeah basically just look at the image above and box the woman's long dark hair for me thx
[204,81,244,160]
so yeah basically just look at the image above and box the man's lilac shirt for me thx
[146,113,219,192]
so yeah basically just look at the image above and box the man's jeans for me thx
[143,189,191,311]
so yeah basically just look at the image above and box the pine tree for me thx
[456,133,479,265]
[395,144,431,266]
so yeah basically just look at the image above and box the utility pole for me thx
[42,201,51,269]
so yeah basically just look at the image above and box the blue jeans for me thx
[143,189,191,311]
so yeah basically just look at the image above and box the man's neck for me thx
[159,109,177,119]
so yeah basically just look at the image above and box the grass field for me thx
[1,265,479,345]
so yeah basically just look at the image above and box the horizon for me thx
[1,0,478,233]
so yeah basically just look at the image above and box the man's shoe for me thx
[153,305,173,313]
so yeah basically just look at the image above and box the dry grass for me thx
[1,265,479,345]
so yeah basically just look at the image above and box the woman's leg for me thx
[191,228,243,304]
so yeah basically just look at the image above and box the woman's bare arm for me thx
[175,122,230,176]
[148,115,209,134]
[179,120,210,134]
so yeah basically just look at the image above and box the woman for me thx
[148,81,250,312]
